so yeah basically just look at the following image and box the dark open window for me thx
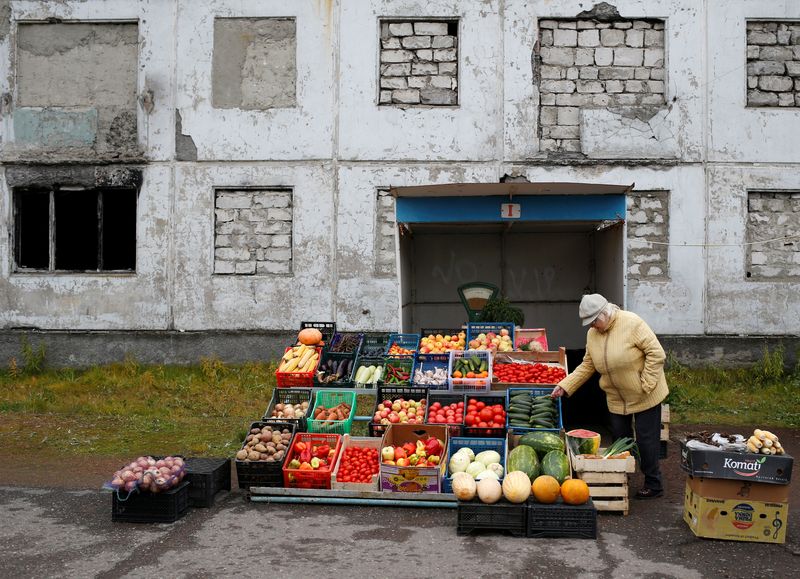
[14,188,137,272]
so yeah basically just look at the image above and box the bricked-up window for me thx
[375,189,396,276]
[214,189,293,275]
[746,21,800,108]
[746,192,800,280]
[537,19,666,153]
[626,191,670,281]
[379,20,458,106]
[13,188,137,272]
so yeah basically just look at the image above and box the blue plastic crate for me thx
[505,387,562,434]
[412,353,450,389]
[466,322,515,345]
[443,436,506,494]
[385,333,420,357]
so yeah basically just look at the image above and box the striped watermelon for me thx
[541,450,570,484]
[566,429,601,456]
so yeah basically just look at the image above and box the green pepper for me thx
[310,456,321,469]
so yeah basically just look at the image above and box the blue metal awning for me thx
[396,193,627,223]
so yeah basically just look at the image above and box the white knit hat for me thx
[579,293,608,326]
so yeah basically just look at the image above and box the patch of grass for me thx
[665,346,800,428]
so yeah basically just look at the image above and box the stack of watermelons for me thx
[506,431,570,483]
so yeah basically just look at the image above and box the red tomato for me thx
[479,407,494,421]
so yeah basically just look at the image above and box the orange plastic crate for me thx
[275,347,321,388]
[282,433,342,489]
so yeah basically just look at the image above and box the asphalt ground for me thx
[1,426,798,579]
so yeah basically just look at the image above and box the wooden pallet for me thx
[570,451,635,515]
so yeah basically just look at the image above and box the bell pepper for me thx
[402,442,416,456]
[289,458,301,469]
[314,444,330,459]
[408,454,419,465]
[381,446,395,461]
[394,447,408,460]
[299,462,313,470]
[424,437,442,457]
[296,442,307,452]
[415,440,427,459]
[300,448,312,463]
[310,457,321,469]
[428,454,440,465]
[396,457,410,467]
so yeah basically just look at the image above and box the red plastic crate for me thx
[275,346,321,388]
[282,433,342,489]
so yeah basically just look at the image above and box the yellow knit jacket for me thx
[558,309,669,415]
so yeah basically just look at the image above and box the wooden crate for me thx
[490,348,568,392]
[570,451,635,515]
[660,403,670,442]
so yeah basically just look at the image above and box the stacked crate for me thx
[570,452,636,516]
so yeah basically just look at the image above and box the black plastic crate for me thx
[185,458,231,508]
[327,332,365,355]
[456,498,527,537]
[314,352,358,387]
[368,385,430,437]
[360,333,390,358]
[352,355,385,388]
[112,480,190,523]
[300,321,336,345]
[262,388,315,432]
[526,498,597,539]
[462,394,507,439]
[425,392,465,438]
[235,421,297,490]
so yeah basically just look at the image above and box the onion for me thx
[159,467,171,476]
[173,457,184,466]
[155,460,165,468]
[122,470,136,482]
[137,457,149,468]
[170,465,182,474]
[142,473,153,486]
[112,476,124,488]
[147,457,156,466]
[124,480,137,492]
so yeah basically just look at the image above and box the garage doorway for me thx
[393,182,631,349]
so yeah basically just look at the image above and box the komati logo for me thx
[723,456,767,477]
[731,503,754,530]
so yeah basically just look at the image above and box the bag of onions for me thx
[106,455,186,496]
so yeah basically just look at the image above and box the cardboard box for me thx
[686,475,791,503]
[380,424,448,493]
[331,435,381,491]
[514,328,548,351]
[679,440,792,485]
[683,480,788,544]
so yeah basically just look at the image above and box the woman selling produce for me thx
[551,293,669,499]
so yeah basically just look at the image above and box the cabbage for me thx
[456,447,475,461]
[486,462,504,478]
[475,450,501,466]
[475,469,500,481]
[466,461,487,479]
[449,452,471,473]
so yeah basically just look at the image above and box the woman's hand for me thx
[551,386,566,399]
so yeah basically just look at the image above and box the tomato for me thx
[479,407,494,421]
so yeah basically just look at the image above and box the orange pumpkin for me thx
[297,328,323,345]
[560,478,590,505]
[531,475,561,504]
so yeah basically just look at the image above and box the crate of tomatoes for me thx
[332,435,382,490]
[491,348,569,391]
[463,395,507,438]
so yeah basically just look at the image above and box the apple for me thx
[500,328,509,337]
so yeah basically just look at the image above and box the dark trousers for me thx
[608,403,663,492]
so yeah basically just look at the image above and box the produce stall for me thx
[103,321,793,544]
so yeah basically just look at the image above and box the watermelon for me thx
[507,445,540,480]
[541,450,570,484]
[566,429,601,456]
[519,431,565,459]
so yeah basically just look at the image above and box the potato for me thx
[276,443,286,451]
[272,434,282,445]
[247,451,260,460]
[250,427,260,434]
[275,403,284,412]
[236,449,248,460]
[274,450,284,461]
[254,443,267,453]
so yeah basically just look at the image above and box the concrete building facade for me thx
[0,0,798,366]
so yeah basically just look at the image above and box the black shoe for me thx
[635,488,663,499]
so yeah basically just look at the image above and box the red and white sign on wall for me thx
[500,203,521,219]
